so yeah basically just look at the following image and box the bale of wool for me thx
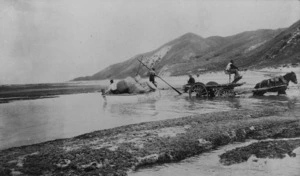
[134,75,142,83]
[140,82,151,92]
[134,75,151,92]
[126,77,148,94]
[146,81,157,91]
[116,80,129,93]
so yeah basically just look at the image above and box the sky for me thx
[0,0,300,84]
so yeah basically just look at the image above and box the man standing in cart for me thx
[225,60,242,83]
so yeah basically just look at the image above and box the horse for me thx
[253,72,297,96]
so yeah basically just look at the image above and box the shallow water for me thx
[130,138,300,176]
[0,90,254,150]
[0,87,299,150]
[0,73,299,150]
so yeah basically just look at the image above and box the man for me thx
[149,68,157,87]
[104,79,118,94]
[225,60,242,83]
[182,74,196,93]
[187,74,195,84]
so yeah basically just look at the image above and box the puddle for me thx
[130,138,300,176]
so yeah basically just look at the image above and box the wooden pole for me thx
[137,59,182,95]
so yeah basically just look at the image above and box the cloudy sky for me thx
[0,0,300,84]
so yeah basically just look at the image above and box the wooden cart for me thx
[187,82,245,97]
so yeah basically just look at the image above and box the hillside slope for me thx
[238,20,300,69]
[74,33,220,80]
[73,23,297,81]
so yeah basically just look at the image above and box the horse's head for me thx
[287,72,297,84]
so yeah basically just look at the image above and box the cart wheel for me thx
[189,82,208,97]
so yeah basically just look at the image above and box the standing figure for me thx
[225,60,242,83]
[149,68,157,87]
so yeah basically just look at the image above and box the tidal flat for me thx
[1,103,300,176]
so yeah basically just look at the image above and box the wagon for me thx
[187,82,245,97]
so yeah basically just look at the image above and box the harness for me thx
[259,76,288,88]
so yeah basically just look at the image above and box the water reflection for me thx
[102,101,107,110]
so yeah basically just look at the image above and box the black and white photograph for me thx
[0,0,300,175]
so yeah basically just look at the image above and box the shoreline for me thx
[1,104,300,175]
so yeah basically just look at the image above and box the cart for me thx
[187,81,245,97]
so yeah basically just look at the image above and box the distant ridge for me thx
[72,20,300,81]
[238,20,300,68]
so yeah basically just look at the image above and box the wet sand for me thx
[0,82,104,104]
[220,139,300,166]
[1,103,300,175]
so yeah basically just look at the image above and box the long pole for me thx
[136,62,142,76]
[137,59,182,95]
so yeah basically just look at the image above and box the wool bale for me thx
[146,81,157,91]
[117,77,150,94]
[140,82,151,92]
[116,80,129,93]
[132,82,146,94]
[134,75,151,92]
[134,75,142,83]
[123,77,143,94]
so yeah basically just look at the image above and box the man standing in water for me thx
[149,68,157,87]
[225,60,242,83]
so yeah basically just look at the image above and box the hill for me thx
[238,20,300,69]
[72,21,300,81]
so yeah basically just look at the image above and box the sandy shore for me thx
[0,83,103,104]
[1,103,300,176]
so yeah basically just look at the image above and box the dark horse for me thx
[253,72,297,96]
